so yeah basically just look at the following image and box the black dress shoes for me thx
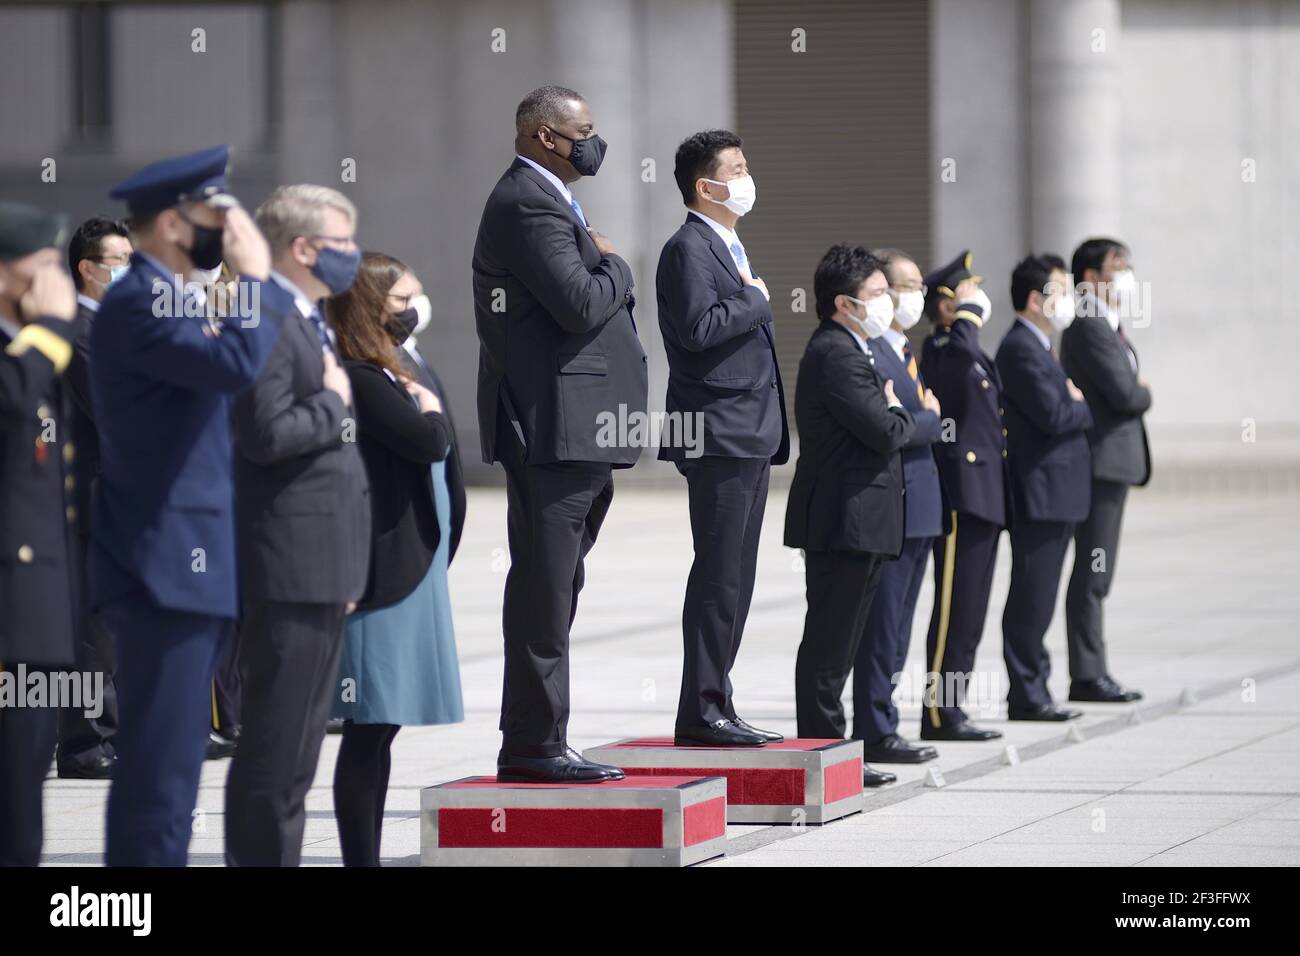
[1008,703,1083,721]
[497,748,625,784]
[862,733,938,764]
[674,718,767,747]
[920,720,1002,742]
[1069,675,1143,703]
[205,728,239,760]
[57,750,115,780]
[732,717,784,743]
[862,765,897,787]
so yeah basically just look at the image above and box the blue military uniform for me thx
[0,202,79,866]
[90,146,294,865]
[917,251,1011,737]
[851,329,943,751]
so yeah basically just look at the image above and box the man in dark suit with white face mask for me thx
[655,130,789,748]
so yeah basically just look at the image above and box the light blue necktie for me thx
[569,195,587,227]
[729,238,751,277]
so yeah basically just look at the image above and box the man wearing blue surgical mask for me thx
[56,216,133,781]
[225,185,370,867]
[656,129,788,748]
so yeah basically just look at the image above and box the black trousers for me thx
[1003,519,1074,711]
[57,610,118,767]
[852,535,934,744]
[923,511,1001,730]
[0,666,59,866]
[1065,479,1129,681]
[496,413,614,758]
[675,456,769,729]
[334,721,400,867]
[211,621,242,735]
[224,600,347,867]
[795,550,884,738]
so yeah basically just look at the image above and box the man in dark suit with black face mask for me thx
[473,86,648,783]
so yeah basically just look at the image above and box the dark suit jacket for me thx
[233,299,371,605]
[64,301,99,537]
[920,307,1012,528]
[784,320,913,556]
[654,213,788,463]
[401,341,465,563]
[1060,311,1152,486]
[346,360,452,610]
[868,333,944,539]
[996,320,1093,524]
[473,158,648,467]
[0,316,78,665]
[89,253,292,617]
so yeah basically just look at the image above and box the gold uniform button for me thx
[66,506,77,523]
[17,545,34,564]
[1002,449,1008,458]
[65,475,75,492]
[999,407,1005,416]
[965,451,977,463]
[37,404,51,419]
[1002,427,1008,437]
[63,442,75,464]
[980,379,990,389]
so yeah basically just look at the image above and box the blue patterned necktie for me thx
[729,238,751,277]
[569,195,587,227]
[306,306,333,354]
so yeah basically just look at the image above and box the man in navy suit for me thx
[91,146,295,865]
[917,251,1008,741]
[996,255,1092,721]
[655,130,788,748]
[850,249,941,764]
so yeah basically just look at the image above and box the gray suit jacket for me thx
[233,304,371,604]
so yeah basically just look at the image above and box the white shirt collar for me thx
[77,293,101,314]
[1081,291,1119,332]
[270,270,316,319]
[516,154,573,204]
[689,209,739,249]
[878,326,908,361]
[843,322,872,356]
[0,313,20,341]
[1016,315,1053,351]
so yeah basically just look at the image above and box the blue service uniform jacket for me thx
[995,320,1093,524]
[88,253,293,617]
[654,213,788,463]
[919,305,1011,528]
[868,334,943,539]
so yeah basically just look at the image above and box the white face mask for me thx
[410,293,432,336]
[702,174,756,216]
[191,263,223,284]
[90,263,130,291]
[1045,291,1076,331]
[846,293,893,339]
[894,289,924,330]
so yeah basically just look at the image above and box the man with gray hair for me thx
[225,184,371,866]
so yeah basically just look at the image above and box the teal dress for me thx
[332,460,464,726]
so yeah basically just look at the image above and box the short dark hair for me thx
[1070,237,1127,283]
[673,130,744,206]
[515,85,585,137]
[1010,254,1061,312]
[872,247,916,286]
[814,243,885,321]
[1041,252,1067,273]
[68,215,130,290]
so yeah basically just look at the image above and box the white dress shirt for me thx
[77,293,100,314]
[879,326,908,363]
[1016,316,1052,351]
[516,154,575,206]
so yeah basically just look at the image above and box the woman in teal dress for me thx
[325,252,466,866]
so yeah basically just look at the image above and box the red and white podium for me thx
[582,737,864,825]
[420,774,727,867]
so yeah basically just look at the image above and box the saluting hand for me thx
[1066,377,1085,402]
[20,262,76,322]
[222,206,271,281]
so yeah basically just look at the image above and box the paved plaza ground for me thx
[40,486,1300,866]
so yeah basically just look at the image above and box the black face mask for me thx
[546,129,607,177]
[181,217,225,270]
[388,308,418,344]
